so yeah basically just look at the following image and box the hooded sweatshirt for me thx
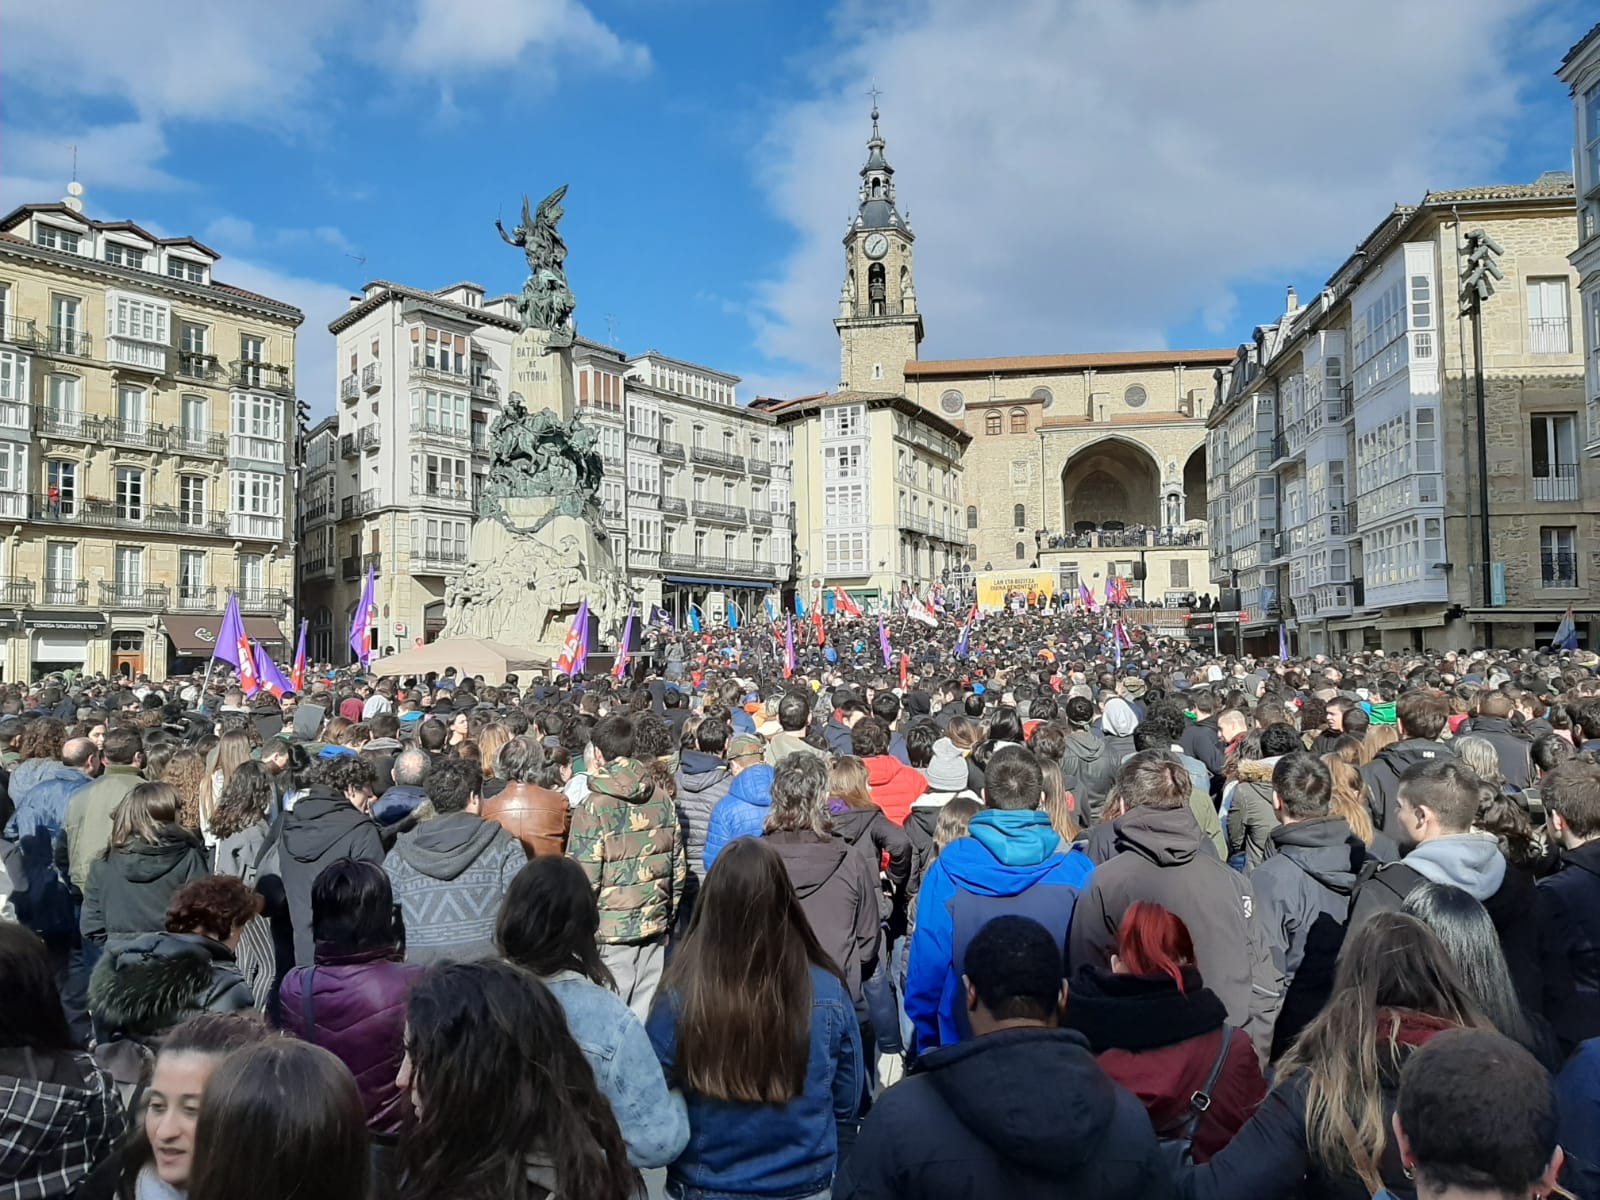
[260,786,386,967]
[702,763,775,873]
[1099,699,1139,770]
[1068,805,1280,1058]
[1059,730,1118,821]
[384,811,526,964]
[569,757,685,944]
[834,1026,1173,1200]
[765,831,882,1008]
[905,809,1093,1049]
[79,830,210,950]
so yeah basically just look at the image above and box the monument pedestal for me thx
[509,327,577,420]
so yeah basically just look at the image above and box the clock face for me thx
[863,233,889,260]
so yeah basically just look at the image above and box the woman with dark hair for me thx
[496,856,688,1168]
[1065,902,1264,1163]
[280,858,420,1192]
[0,923,125,1194]
[81,782,210,953]
[89,876,258,1045]
[78,1012,274,1200]
[1180,912,1492,1198]
[396,960,639,1200]
[647,837,862,1200]
[161,749,212,835]
[1401,881,1561,1069]
[209,761,273,885]
[187,1040,369,1200]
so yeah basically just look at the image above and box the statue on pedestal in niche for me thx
[497,187,576,351]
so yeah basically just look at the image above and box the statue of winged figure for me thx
[496,186,576,348]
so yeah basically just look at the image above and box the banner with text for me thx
[976,570,1057,612]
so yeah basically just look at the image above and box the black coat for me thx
[1360,739,1455,837]
[835,1026,1174,1200]
[257,787,386,969]
[1538,840,1600,1049]
[88,930,254,1039]
[80,828,210,949]
[830,802,912,899]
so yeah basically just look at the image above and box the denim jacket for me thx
[542,970,689,1168]
[647,963,862,1199]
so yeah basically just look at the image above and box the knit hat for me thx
[926,738,969,791]
[1103,697,1139,737]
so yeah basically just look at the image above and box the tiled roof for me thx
[906,348,1236,376]
[1562,22,1600,69]
[331,279,521,334]
[1422,176,1574,205]
[211,282,304,317]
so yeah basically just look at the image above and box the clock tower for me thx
[835,104,923,396]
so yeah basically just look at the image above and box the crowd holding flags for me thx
[349,564,376,669]
[878,614,892,667]
[290,619,308,693]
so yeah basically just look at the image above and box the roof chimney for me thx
[1285,284,1298,312]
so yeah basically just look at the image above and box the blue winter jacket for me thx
[648,963,861,1200]
[1558,1038,1600,1198]
[4,759,91,935]
[701,765,774,875]
[905,809,1093,1051]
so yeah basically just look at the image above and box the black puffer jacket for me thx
[836,1026,1173,1199]
[829,800,912,902]
[88,930,255,1038]
[674,750,733,885]
[1060,731,1120,821]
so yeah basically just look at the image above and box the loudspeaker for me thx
[1219,587,1241,611]
[1131,561,1147,582]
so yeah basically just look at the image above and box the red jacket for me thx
[864,755,927,825]
[1064,966,1266,1163]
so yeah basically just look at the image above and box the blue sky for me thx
[2,0,1593,416]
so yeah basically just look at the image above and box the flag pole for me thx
[198,589,224,704]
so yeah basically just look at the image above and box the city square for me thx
[4,5,1600,1200]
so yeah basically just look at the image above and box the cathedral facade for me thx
[763,107,1231,607]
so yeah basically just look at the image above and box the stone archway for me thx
[1183,446,1207,521]
[1060,438,1161,529]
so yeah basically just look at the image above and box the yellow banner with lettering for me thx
[976,571,1057,612]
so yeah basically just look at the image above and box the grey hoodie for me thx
[1400,832,1507,901]
[384,812,527,964]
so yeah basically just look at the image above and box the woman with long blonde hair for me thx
[207,731,255,848]
[1361,722,1399,765]
[1321,754,1397,861]
[1181,913,1491,1198]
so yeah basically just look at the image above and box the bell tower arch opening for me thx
[1060,439,1161,531]
[1183,446,1207,521]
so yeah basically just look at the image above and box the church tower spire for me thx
[835,101,923,396]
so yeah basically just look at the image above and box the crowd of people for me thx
[3,604,1600,1199]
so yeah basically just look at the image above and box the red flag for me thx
[834,587,863,618]
[237,635,260,695]
[899,652,909,690]
[814,605,825,647]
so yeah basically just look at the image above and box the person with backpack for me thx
[1225,723,1300,871]
[1361,692,1457,841]
[1059,696,1119,821]
[837,915,1173,1198]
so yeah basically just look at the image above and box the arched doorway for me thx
[1183,447,1207,521]
[1060,439,1161,529]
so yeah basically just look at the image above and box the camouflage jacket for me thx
[567,757,685,944]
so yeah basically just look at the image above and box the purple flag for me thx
[612,612,635,680]
[212,592,246,668]
[349,565,376,668]
[253,641,293,698]
[573,602,592,676]
[878,614,892,668]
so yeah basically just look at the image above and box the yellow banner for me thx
[976,571,1056,611]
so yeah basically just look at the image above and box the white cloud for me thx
[751,0,1562,378]
[210,255,358,421]
[390,0,650,75]
[1,121,182,209]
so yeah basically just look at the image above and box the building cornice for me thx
[329,280,521,336]
[0,234,303,325]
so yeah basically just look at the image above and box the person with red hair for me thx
[1064,902,1265,1163]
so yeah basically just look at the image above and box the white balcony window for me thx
[1531,414,1579,501]
[1527,279,1572,354]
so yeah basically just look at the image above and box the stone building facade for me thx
[1559,23,1600,456]
[0,193,301,681]
[903,350,1231,603]
[1209,176,1593,654]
